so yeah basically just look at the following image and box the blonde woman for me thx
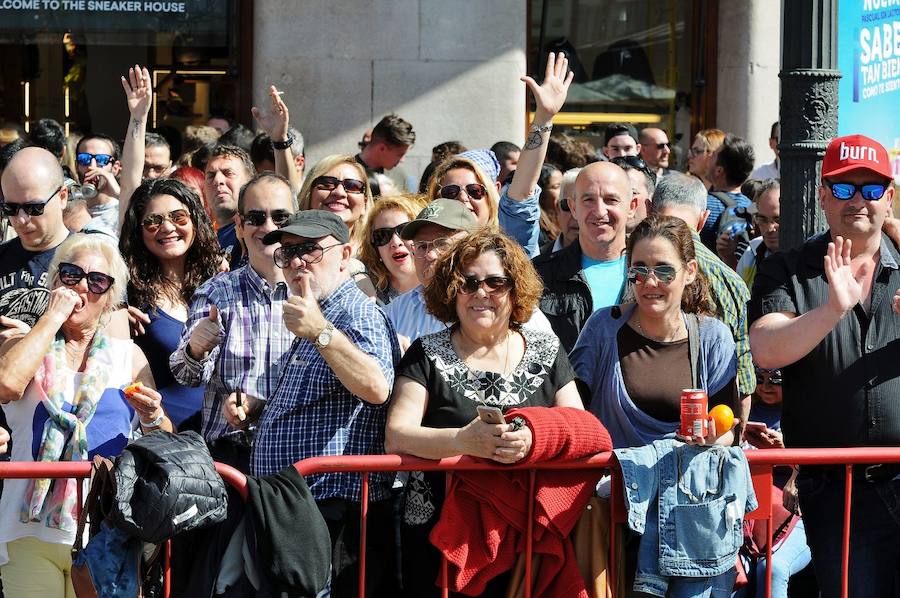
[298,154,374,251]
[688,128,725,190]
[357,193,427,305]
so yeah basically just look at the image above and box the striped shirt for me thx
[169,265,294,441]
[691,231,755,396]
[252,279,400,502]
[701,191,751,250]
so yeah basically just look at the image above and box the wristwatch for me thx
[313,321,335,350]
[272,133,294,150]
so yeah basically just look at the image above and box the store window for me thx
[0,0,246,143]
[529,0,704,168]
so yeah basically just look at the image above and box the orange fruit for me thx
[709,404,734,434]
[123,381,144,397]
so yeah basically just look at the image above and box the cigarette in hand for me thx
[236,389,246,421]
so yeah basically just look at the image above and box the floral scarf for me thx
[21,330,112,532]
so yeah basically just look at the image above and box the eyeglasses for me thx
[58,262,115,294]
[558,196,571,212]
[241,209,292,227]
[141,209,191,232]
[458,275,513,295]
[412,237,456,259]
[828,182,887,201]
[273,242,342,268]
[371,223,407,247]
[627,264,679,285]
[75,153,114,168]
[0,185,62,218]
[755,368,783,386]
[688,146,709,157]
[313,176,366,194]
[437,183,488,201]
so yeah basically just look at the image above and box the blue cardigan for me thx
[570,304,737,449]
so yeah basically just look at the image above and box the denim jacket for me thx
[614,439,757,597]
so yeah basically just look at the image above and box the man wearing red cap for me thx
[748,134,899,596]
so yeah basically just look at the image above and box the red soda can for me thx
[680,389,708,438]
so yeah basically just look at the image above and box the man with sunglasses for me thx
[0,147,71,330]
[638,127,672,178]
[611,155,657,235]
[74,133,122,232]
[750,134,900,596]
[251,210,400,596]
[171,174,296,470]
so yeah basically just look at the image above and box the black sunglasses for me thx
[75,152,114,167]
[558,196,571,212]
[141,209,191,232]
[828,182,887,201]
[438,183,488,201]
[652,142,670,150]
[313,176,366,194]
[459,275,513,295]
[0,185,62,218]
[58,262,115,294]
[273,242,342,268]
[371,223,407,247]
[627,264,678,285]
[241,209,292,227]
[755,368,783,386]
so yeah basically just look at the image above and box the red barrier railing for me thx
[0,460,249,598]
[294,447,900,598]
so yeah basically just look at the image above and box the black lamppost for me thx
[779,0,841,249]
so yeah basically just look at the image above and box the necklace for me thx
[635,312,684,343]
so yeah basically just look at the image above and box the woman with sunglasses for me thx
[737,365,812,598]
[119,178,222,430]
[687,128,725,190]
[571,214,739,448]
[0,234,172,597]
[298,154,373,247]
[386,229,584,596]
[357,193,426,305]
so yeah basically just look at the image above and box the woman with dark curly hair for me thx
[570,214,738,448]
[385,228,583,597]
[119,177,223,429]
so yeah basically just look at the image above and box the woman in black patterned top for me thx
[385,229,582,596]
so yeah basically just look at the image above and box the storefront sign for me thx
[0,0,227,35]
[838,0,900,180]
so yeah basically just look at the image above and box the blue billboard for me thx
[838,0,900,180]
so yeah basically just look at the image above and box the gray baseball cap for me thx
[262,210,350,245]
[400,199,479,240]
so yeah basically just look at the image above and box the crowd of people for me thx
[0,51,897,598]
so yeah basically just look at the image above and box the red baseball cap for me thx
[821,134,892,180]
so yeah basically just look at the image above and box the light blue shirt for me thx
[580,254,626,312]
[498,184,541,258]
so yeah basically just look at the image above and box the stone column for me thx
[779,0,840,249]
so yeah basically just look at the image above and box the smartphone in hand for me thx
[476,405,506,425]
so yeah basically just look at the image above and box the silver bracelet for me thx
[529,122,553,135]
[141,413,165,428]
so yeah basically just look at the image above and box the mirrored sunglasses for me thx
[627,264,678,285]
[141,209,191,232]
[75,152,114,167]
[829,182,887,201]
[58,262,115,294]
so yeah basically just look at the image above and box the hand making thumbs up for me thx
[283,273,327,340]
[188,304,223,360]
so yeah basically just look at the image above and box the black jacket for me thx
[532,240,593,353]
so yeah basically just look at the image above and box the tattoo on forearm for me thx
[523,130,545,151]
[130,118,143,139]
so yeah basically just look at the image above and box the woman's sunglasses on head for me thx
[58,262,115,295]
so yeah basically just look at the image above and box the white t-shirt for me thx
[0,337,136,563]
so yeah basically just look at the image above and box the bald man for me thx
[533,161,637,350]
[0,147,71,328]
[639,127,671,178]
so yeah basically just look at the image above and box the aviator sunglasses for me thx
[437,183,488,201]
[58,262,115,294]
[273,242,342,268]
[627,264,679,285]
[141,209,191,232]
[828,182,887,201]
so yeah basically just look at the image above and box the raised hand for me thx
[824,236,866,315]
[521,52,574,123]
[45,287,80,324]
[121,64,152,119]
[283,275,327,340]
[187,304,223,359]
[251,85,289,141]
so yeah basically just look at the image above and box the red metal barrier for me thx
[294,447,900,598]
[0,460,249,598]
